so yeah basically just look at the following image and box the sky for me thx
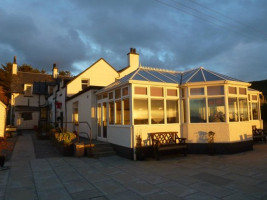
[0,0,267,82]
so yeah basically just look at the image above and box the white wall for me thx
[0,101,6,137]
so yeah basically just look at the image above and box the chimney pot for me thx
[14,56,17,64]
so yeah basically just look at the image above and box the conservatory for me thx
[96,66,262,159]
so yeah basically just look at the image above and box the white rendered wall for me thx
[0,102,6,137]
[107,126,132,148]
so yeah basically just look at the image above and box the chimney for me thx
[52,63,58,79]
[127,47,139,70]
[12,56,17,75]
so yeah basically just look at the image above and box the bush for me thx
[54,131,76,145]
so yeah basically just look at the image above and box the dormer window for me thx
[24,84,33,96]
[81,79,89,90]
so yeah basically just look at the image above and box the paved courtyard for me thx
[1,132,267,200]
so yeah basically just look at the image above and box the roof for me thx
[98,66,245,93]
[11,72,72,93]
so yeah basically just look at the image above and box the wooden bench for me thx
[252,127,266,143]
[150,132,187,160]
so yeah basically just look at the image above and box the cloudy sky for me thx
[1,0,267,81]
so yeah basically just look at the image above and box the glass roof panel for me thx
[181,68,199,83]
[147,71,177,83]
[132,73,148,81]
[188,70,205,82]
[202,70,224,81]
[160,71,182,83]
[138,70,163,82]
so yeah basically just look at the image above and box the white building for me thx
[0,100,7,137]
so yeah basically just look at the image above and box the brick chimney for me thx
[52,63,58,79]
[12,56,17,75]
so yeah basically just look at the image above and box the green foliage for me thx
[18,64,42,73]
[261,103,267,121]
[250,80,267,99]
[54,131,76,144]
[59,70,71,77]
[0,63,12,97]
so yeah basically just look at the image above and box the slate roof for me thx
[11,72,73,94]
[99,66,244,93]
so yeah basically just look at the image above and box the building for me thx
[0,100,7,137]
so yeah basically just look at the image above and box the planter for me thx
[74,143,85,157]
[57,142,74,156]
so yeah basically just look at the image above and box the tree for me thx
[18,64,40,73]
[59,70,71,77]
[0,63,12,98]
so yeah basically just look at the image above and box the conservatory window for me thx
[207,86,224,95]
[103,93,108,99]
[229,87,237,94]
[252,95,257,101]
[97,103,101,137]
[190,98,206,123]
[151,99,164,124]
[252,103,259,120]
[228,98,238,122]
[167,89,177,96]
[166,100,179,123]
[109,92,113,100]
[123,98,130,125]
[190,88,204,96]
[115,89,121,99]
[208,98,225,122]
[151,87,163,97]
[109,102,114,124]
[239,98,248,121]
[239,88,247,95]
[115,100,121,124]
[134,99,148,124]
[122,87,128,96]
[135,87,147,95]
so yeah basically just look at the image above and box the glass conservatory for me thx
[96,66,262,159]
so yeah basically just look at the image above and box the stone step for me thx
[85,142,116,157]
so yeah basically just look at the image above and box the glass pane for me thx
[134,99,148,124]
[239,98,248,121]
[208,98,225,122]
[151,99,164,124]
[135,87,147,95]
[109,102,114,124]
[182,99,187,123]
[109,92,113,99]
[115,101,121,124]
[207,86,224,95]
[103,103,107,138]
[167,100,179,123]
[97,103,101,137]
[122,87,128,96]
[123,98,130,125]
[73,102,78,123]
[97,95,102,100]
[115,89,121,99]
[103,93,107,98]
[229,87,237,94]
[239,88,247,95]
[190,88,204,96]
[190,98,206,123]
[167,89,177,96]
[252,95,257,101]
[228,98,238,122]
[252,103,259,120]
[150,87,163,97]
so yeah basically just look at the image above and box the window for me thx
[190,98,206,123]
[103,93,108,99]
[109,92,113,100]
[81,79,89,90]
[21,112,32,120]
[135,87,147,95]
[109,102,114,124]
[229,87,237,94]
[73,102,78,123]
[123,98,130,125]
[190,88,204,96]
[122,87,128,96]
[151,99,164,124]
[115,89,121,99]
[228,98,238,122]
[252,95,257,101]
[239,88,247,95]
[115,100,122,124]
[207,86,224,95]
[252,103,259,120]
[97,103,101,137]
[208,98,225,122]
[167,89,177,96]
[182,99,187,123]
[97,95,102,100]
[24,84,32,96]
[151,87,163,97]
[166,100,179,123]
[40,108,47,119]
[239,98,248,121]
[134,99,148,124]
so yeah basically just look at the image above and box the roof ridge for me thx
[140,66,181,73]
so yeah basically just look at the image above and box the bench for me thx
[150,132,187,160]
[252,127,266,143]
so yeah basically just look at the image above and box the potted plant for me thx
[54,131,76,156]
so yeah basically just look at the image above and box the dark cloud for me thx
[0,0,267,81]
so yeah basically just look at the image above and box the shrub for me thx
[54,131,76,145]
